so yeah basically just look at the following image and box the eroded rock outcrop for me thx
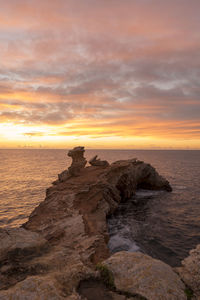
[0,149,175,299]
[58,146,87,182]
[68,146,87,176]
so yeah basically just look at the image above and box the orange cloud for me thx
[0,0,200,148]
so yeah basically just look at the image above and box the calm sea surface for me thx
[0,149,200,266]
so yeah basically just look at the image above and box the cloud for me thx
[24,132,45,137]
[0,0,200,147]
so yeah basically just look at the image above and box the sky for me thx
[0,0,200,149]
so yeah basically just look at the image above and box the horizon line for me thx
[0,148,200,151]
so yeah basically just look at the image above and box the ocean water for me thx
[0,149,200,266]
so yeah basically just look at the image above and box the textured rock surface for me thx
[68,146,87,176]
[0,276,66,300]
[0,153,173,299]
[58,146,87,181]
[0,228,49,290]
[89,155,109,167]
[102,251,186,300]
[177,244,200,298]
[0,228,48,261]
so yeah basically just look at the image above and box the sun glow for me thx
[0,120,199,149]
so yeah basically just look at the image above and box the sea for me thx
[0,149,200,267]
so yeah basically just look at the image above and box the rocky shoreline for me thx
[0,147,199,300]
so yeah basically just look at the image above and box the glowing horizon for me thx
[0,0,200,149]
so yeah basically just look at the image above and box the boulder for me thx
[177,244,200,298]
[89,155,109,167]
[102,251,186,300]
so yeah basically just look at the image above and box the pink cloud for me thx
[0,0,200,145]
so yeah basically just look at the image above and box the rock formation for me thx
[89,155,109,167]
[68,146,87,176]
[58,146,87,182]
[1,148,196,299]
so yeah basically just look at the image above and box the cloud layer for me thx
[0,0,200,148]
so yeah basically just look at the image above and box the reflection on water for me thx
[0,149,200,266]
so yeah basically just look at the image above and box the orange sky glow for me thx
[0,0,200,149]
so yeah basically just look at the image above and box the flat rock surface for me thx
[102,251,186,300]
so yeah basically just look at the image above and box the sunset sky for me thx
[0,0,200,149]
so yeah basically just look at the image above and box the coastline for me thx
[0,148,199,299]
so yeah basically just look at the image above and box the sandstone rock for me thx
[102,251,186,300]
[23,158,172,285]
[0,276,65,300]
[57,169,69,182]
[0,228,48,262]
[89,155,109,167]
[0,153,173,297]
[0,228,49,290]
[58,146,87,181]
[106,159,172,200]
[68,146,87,177]
[177,244,200,298]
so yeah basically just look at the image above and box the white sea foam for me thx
[135,189,164,198]
[108,234,140,253]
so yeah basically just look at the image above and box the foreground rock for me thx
[102,251,186,300]
[0,276,66,300]
[0,228,49,290]
[177,244,200,298]
[0,148,174,299]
